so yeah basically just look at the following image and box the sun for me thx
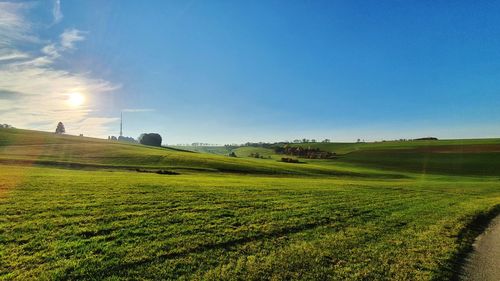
[67,92,85,107]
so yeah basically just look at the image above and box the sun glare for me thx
[67,92,85,107]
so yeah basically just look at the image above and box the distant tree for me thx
[249,152,261,158]
[311,139,316,143]
[414,137,438,141]
[357,138,361,143]
[228,152,237,157]
[139,133,162,147]
[0,124,13,129]
[322,139,330,143]
[55,122,65,134]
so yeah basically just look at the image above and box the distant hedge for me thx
[414,137,438,141]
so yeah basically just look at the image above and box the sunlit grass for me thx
[0,166,499,280]
[0,128,499,280]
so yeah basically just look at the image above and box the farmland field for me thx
[0,128,499,280]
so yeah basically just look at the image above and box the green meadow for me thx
[1,128,499,280]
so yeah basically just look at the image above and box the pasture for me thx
[0,128,499,280]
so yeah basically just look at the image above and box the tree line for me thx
[274,145,336,159]
[0,124,14,129]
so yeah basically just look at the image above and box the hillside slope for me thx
[0,128,394,177]
[3,128,499,176]
[291,139,500,154]
[235,138,500,176]
[307,140,500,176]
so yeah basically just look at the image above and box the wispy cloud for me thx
[0,50,29,61]
[52,0,63,24]
[122,108,155,112]
[60,28,85,49]
[0,2,38,48]
[0,1,119,137]
[38,28,86,62]
[41,43,60,58]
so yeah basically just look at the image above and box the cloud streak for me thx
[0,50,29,61]
[60,28,85,49]
[39,29,87,61]
[0,2,38,48]
[52,0,63,24]
[0,1,119,137]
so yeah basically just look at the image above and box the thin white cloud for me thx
[41,43,60,58]
[122,108,155,112]
[37,28,86,65]
[52,0,63,24]
[0,50,29,61]
[60,28,85,49]
[0,2,38,47]
[0,1,119,137]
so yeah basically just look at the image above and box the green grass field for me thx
[1,128,499,280]
[169,145,233,156]
[233,146,278,159]
[237,139,500,176]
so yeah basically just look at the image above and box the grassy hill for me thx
[0,128,499,280]
[236,139,500,176]
[169,145,233,156]
[17,124,493,177]
[233,146,277,158]
[291,138,500,154]
[0,128,399,178]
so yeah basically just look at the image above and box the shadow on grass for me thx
[0,157,409,179]
[435,204,500,281]
[135,168,180,175]
[67,217,339,279]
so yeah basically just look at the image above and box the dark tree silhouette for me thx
[55,122,65,134]
[139,133,162,147]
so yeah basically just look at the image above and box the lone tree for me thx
[139,133,162,147]
[55,122,65,134]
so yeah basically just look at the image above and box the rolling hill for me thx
[0,128,499,280]
[234,138,500,176]
[0,128,397,178]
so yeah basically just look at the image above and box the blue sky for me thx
[1,0,500,144]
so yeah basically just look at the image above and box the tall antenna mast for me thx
[120,112,123,137]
